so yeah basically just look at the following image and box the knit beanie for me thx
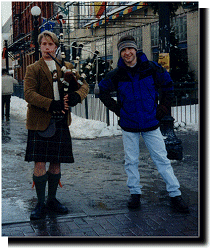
[117,35,138,54]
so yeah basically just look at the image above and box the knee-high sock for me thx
[47,172,61,201]
[33,174,48,204]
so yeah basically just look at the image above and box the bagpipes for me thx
[80,50,100,86]
[71,42,100,93]
[53,15,82,93]
[47,52,82,92]
[48,15,84,121]
[78,50,101,95]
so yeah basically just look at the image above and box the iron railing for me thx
[13,82,198,126]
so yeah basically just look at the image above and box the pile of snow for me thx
[10,96,27,120]
[69,114,122,139]
[10,96,198,139]
[172,105,199,132]
[10,96,122,139]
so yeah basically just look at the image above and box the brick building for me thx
[9,2,54,81]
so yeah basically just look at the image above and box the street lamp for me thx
[31,6,41,61]
[2,33,10,73]
[158,3,183,160]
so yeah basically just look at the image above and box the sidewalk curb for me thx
[2,209,129,226]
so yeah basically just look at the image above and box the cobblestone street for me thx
[2,116,200,241]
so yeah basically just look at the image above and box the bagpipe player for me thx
[24,30,89,220]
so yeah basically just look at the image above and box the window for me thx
[78,2,92,28]
[96,36,113,58]
[151,22,159,47]
[81,43,92,60]
[171,15,187,42]
[151,16,187,62]
[118,26,142,51]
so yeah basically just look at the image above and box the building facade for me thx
[2,2,199,83]
[68,2,198,81]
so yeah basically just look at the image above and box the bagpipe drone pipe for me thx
[80,52,111,95]
[48,15,86,121]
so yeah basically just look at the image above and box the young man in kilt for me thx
[24,31,89,220]
[98,35,189,213]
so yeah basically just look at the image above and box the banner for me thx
[95,2,106,19]
[158,53,170,72]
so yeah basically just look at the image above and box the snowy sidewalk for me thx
[2,113,199,238]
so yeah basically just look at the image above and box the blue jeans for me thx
[122,128,181,197]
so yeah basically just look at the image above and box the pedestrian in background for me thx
[24,31,89,220]
[99,35,189,213]
[2,68,18,121]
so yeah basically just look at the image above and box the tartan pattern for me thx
[25,121,74,163]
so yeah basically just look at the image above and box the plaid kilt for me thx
[25,120,74,163]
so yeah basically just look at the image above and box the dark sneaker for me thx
[30,202,46,220]
[127,194,141,209]
[170,196,189,213]
[46,198,68,214]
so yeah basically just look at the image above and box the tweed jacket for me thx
[24,57,89,131]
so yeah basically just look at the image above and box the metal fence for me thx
[171,82,198,126]
[13,82,198,126]
[71,94,119,126]
[13,83,24,99]
[71,83,198,127]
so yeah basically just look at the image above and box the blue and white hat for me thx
[117,38,138,54]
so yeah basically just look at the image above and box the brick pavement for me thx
[3,201,199,238]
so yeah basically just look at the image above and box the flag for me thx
[2,47,6,59]
[57,5,69,16]
[95,2,106,19]
[41,18,56,32]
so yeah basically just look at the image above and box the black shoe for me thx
[170,196,189,213]
[30,202,46,220]
[46,198,68,214]
[128,194,141,209]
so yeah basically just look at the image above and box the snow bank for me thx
[172,105,199,132]
[69,115,121,139]
[10,96,198,140]
[10,96,122,139]
[10,96,27,120]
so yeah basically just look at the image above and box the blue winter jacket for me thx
[99,51,174,132]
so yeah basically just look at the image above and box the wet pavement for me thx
[2,115,200,239]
